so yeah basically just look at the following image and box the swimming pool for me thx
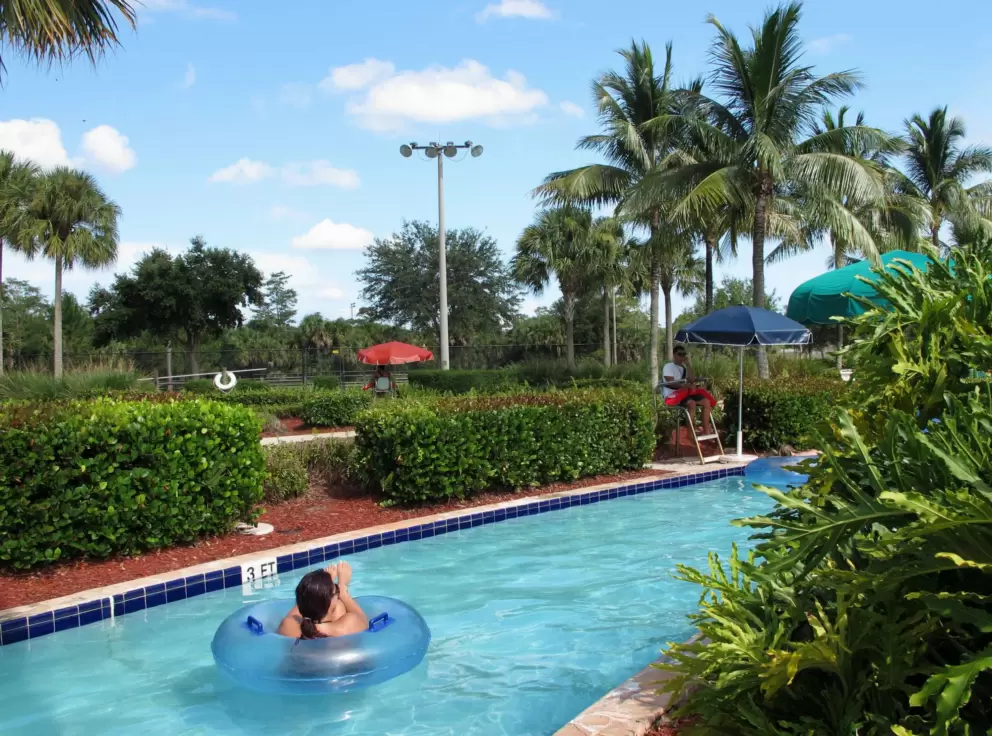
[0,476,769,735]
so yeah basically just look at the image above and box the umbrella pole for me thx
[737,346,744,457]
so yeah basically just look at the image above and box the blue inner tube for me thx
[745,456,814,487]
[211,595,431,694]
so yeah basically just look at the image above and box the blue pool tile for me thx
[2,617,28,636]
[186,581,206,598]
[459,517,472,528]
[184,574,204,587]
[146,592,167,608]
[340,540,355,554]
[292,552,309,568]
[446,518,460,529]
[123,597,146,614]
[165,578,184,591]
[539,501,551,510]
[55,605,78,620]
[80,607,104,626]
[166,587,186,603]
[112,594,124,616]
[145,583,165,595]
[354,538,369,551]
[205,569,223,581]
[432,524,448,537]
[28,611,53,627]
[505,507,518,518]
[29,621,54,638]
[79,600,102,615]
[2,623,28,645]
[54,615,79,632]
[483,509,496,519]
[494,510,507,520]
[309,548,325,564]
[409,527,423,539]
[324,544,341,559]
[205,577,224,593]
[276,558,292,574]
[421,527,435,538]
[223,566,240,578]
[470,517,483,527]
[394,530,409,542]
[471,514,484,523]
[124,588,144,601]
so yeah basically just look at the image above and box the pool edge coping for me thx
[0,463,747,646]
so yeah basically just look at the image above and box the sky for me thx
[2,0,992,323]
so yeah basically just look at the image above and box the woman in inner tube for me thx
[278,562,368,639]
[662,345,716,435]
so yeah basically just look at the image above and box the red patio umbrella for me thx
[356,341,434,365]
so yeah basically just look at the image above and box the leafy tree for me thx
[357,221,519,345]
[582,217,636,365]
[0,0,135,80]
[0,151,40,376]
[10,167,119,377]
[513,206,595,369]
[676,276,780,330]
[535,41,684,388]
[0,278,50,368]
[903,106,992,251]
[641,3,892,378]
[92,237,263,374]
[251,271,298,329]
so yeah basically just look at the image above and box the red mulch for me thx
[0,468,668,611]
[260,417,354,438]
[645,716,699,735]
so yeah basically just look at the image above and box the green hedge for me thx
[722,378,845,451]
[355,389,655,505]
[408,369,513,394]
[0,397,265,569]
[300,390,372,427]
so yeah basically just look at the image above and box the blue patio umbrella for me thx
[675,306,812,458]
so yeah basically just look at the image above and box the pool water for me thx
[0,477,769,736]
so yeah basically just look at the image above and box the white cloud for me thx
[320,286,346,300]
[477,0,555,21]
[183,63,196,88]
[281,160,359,189]
[559,100,584,118]
[279,82,312,109]
[141,0,236,21]
[337,59,548,131]
[81,125,136,173]
[320,58,395,93]
[809,33,853,55]
[0,118,71,168]
[291,219,374,250]
[208,158,274,183]
[210,158,359,188]
[268,205,309,222]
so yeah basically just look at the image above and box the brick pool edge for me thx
[0,463,746,648]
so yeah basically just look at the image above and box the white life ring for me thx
[214,370,238,392]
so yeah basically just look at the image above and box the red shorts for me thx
[664,387,716,408]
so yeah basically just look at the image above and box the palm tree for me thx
[583,217,631,366]
[11,167,119,377]
[631,3,893,378]
[0,151,40,375]
[513,206,594,370]
[903,107,992,251]
[534,40,681,388]
[653,228,703,360]
[0,0,136,79]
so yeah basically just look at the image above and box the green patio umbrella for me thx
[786,250,934,325]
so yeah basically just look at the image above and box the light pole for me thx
[400,140,483,370]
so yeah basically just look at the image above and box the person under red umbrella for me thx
[363,365,396,392]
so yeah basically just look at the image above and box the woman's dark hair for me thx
[295,570,338,640]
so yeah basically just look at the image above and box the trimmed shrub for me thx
[355,388,654,505]
[301,390,372,427]
[0,371,146,403]
[0,397,265,569]
[408,369,512,394]
[722,378,844,451]
[311,375,341,391]
[262,445,308,501]
[180,378,216,394]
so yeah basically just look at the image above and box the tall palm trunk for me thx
[186,334,201,376]
[53,254,63,379]
[930,209,942,250]
[752,182,771,379]
[563,292,576,370]
[648,211,661,389]
[832,234,844,371]
[704,230,717,360]
[602,287,611,367]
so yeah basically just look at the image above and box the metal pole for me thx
[437,151,450,370]
[737,346,744,457]
[165,341,173,391]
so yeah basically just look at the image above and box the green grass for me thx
[0,370,148,403]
